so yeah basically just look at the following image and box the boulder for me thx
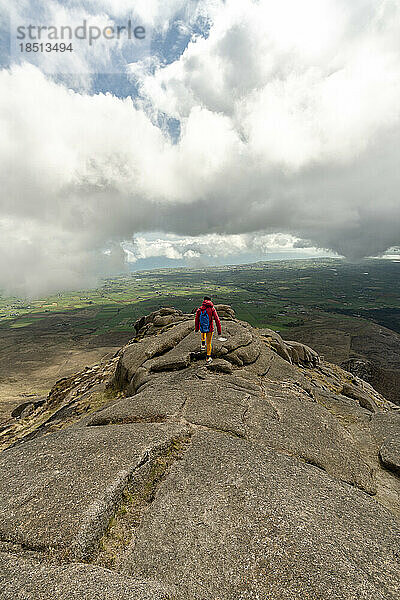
[214,304,236,319]
[205,358,233,373]
[0,553,175,600]
[341,383,378,413]
[88,374,189,426]
[134,307,188,337]
[0,423,184,559]
[259,328,320,367]
[114,321,194,392]
[285,340,320,367]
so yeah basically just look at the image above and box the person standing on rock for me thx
[195,296,222,364]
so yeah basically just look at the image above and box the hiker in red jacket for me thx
[195,296,222,364]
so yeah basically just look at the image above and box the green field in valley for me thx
[1,257,399,335]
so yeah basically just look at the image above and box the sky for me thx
[0,0,399,296]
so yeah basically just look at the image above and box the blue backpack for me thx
[199,308,210,333]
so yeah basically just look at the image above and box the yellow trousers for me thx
[201,331,213,356]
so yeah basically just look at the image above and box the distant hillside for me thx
[287,317,400,406]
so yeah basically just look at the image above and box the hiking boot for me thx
[206,356,213,364]
[201,341,206,351]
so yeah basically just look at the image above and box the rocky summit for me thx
[0,305,399,599]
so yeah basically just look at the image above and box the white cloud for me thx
[124,232,319,265]
[0,217,127,296]
[0,0,399,295]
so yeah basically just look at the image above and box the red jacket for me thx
[195,300,222,335]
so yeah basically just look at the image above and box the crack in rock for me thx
[91,433,193,571]
[88,416,167,426]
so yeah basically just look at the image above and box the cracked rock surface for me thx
[0,305,399,599]
[122,431,400,600]
[0,423,184,560]
[0,552,175,599]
